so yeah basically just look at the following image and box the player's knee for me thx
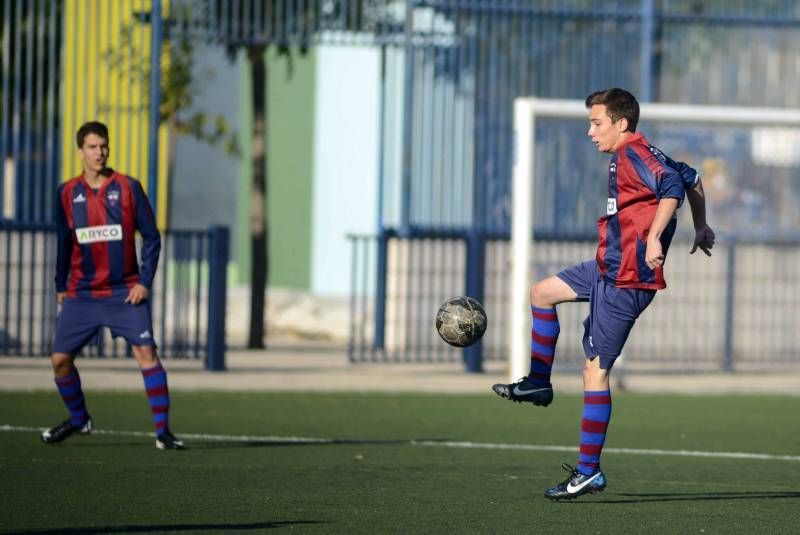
[530,280,551,308]
[583,357,610,388]
[132,346,159,368]
[51,353,75,376]
[582,359,594,381]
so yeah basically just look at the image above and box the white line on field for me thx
[3,424,799,462]
[411,440,800,462]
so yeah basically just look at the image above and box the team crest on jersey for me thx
[106,189,120,206]
[606,198,618,215]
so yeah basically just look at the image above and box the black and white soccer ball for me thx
[435,296,488,348]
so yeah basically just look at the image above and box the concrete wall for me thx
[311,46,380,297]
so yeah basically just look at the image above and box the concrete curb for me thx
[2,343,799,395]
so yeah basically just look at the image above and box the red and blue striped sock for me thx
[55,371,88,427]
[528,306,560,387]
[141,363,170,435]
[577,390,612,475]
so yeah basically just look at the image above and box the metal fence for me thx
[349,233,800,372]
[374,0,800,233]
[4,1,800,369]
[7,1,800,226]
[357,1,800,370]
[0,222,228,366]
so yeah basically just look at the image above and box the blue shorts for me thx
[52,298,157,355]
[556,260,655,369]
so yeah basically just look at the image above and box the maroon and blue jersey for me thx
[596,132,697,290]
[55,171,161,300]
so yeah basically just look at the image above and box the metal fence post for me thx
[206,225,228,371]
[147,0,163,212]
[373,229,389,351]
[723,238,736,372]
[399,1,415,235]
[464,231,486,373]
[639,0,655,102]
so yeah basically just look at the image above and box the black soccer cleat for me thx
[41,416,93,444]
[544,463,607,500]
[156,429,186,450]
[491,376,553,406]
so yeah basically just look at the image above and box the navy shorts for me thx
[556,260,655,369]
[52,298,157,355]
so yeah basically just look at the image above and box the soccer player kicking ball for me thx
[492,88,714,499]
[41,121,184,450]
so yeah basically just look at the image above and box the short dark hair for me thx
[585,88,639,132]
[76,121,109,148]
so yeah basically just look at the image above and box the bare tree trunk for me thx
[247,45,268,349]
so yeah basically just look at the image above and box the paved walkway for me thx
[2,341,799,395]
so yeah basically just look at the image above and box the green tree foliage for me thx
[100,17,239,157]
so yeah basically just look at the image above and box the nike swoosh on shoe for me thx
[566,472,602,494]
[512,385,549,396]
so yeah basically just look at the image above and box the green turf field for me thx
[2,391,799,534]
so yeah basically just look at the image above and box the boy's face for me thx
[587,104,628,153]
[78,133,109,174]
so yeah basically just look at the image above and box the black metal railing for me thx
[348,233,800,373]
[0,222,228,368]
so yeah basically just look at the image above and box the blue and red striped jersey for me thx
[596,132,697,290]
[55,171,161,300]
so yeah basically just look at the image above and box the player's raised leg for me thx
[41,352,94,444]
[492,275,577,406]
[132,345,185,450]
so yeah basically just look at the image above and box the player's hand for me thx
[645,238,665,270]
[56,292,66,305]
[125,283,149,305]
[690,225,715,256]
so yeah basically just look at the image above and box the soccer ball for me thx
[435,296,488,347]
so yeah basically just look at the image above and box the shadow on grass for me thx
[574,491,800,504]
[13,520,327,533]
[29,436,453,450]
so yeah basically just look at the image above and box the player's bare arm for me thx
[685,178,715,256]
[645,198,680,270]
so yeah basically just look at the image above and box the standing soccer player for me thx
[492,88,714,499]
[41,121,184,450]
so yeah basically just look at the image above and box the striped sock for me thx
[141,363,170,434]
[577,390,612,475]
[55,371,88,427]
[528,306,560,387]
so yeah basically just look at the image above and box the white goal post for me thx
[510,98,800,380]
